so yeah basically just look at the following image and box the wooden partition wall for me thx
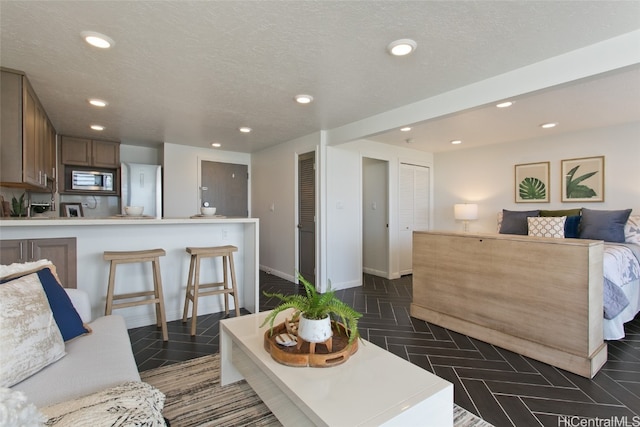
[410,231,606,378]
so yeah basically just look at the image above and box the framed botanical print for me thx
[514,162,550,203]
[561,156,604,202]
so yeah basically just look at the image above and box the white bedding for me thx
[603,243,640,340]
[604,278,640,340]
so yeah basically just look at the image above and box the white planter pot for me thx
[297,314,333,343]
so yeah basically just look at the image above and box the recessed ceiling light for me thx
[211,143,221,148]
[294,94,313,104]
[239,126,252,133]
[496,101,514,108]
[81,31,114,49]
[400,127,412,132]
[90,124,105,131]
[450,140,462,145]
[387,39,417,56]
[88,98,108,107]
[540,122,558,129]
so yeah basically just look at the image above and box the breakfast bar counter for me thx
[0,217,259,328]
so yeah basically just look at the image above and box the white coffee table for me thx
[220,310,453,426]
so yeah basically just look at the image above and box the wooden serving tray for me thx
[264,320,358,367]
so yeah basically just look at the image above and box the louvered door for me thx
[298,152,315,282]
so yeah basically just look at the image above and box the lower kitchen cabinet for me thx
[0,237,77,288]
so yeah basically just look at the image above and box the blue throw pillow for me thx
[579,208,632,243]
[564,215,581,238]
[500,209,540,235]
[1,267,89,341]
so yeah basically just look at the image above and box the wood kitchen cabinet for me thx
[60,136,120,168]
[0,68,56,190]
[0,237,77,288]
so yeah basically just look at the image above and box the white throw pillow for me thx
[527,216,566,238]
[42,382,165,426]
[0,259,53,280]
[0,273,66,388]
[0,387,47,427]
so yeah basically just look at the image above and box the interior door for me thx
[201,160,248,217]
[298,152,315,282]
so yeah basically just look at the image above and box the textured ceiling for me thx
[1,1,639,153]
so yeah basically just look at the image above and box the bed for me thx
[410,210,639,379]
[603,242,640,339]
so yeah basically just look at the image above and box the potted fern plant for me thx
[261,272,362,345]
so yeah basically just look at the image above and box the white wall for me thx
[251,133,320,282]
[327,140,434,281]
[162,142,251,218]
[120,144,162,165]
[326,146,361,290]
[252,131,434,290]
[434,122,640,233]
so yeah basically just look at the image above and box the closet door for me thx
[399,163,430,275]
[298,152,316,283]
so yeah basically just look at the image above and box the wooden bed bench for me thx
[410,230,606,378]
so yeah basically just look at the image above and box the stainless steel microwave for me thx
[71,170,114,191]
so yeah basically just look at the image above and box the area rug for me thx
[141,354,493,427]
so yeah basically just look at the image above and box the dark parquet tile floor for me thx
[129,271,640,426]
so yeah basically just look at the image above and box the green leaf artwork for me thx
[518,177,546,200]
[566,165,598,199]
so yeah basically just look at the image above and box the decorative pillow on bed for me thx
[539,208,582,217]
[0,273,66,388]
[42,382,166,427]
[579,208,632,243]
[0,263,89,342]
[563,215,582,238]
[528,216,566,238]
[626,215,640,245]
[499,209,540,235]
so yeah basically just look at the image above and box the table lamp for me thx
[454,203,478,232]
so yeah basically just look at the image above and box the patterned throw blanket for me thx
[603,243,640,319]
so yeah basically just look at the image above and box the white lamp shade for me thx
[454,204,478,221]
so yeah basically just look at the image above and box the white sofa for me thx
[11,288,141,408]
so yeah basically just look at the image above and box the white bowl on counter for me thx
[124,206,144,216]
[200,207,217,216]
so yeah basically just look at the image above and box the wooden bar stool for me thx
[104,248,168,341]
[182,245,240,336]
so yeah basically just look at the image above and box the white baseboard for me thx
[259,265,295,283]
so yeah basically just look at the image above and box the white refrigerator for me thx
[121,162,162,218]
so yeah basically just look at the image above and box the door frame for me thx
[361,156,390,278]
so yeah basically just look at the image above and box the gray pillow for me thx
[499,209,540,235]
[579,208,632,243]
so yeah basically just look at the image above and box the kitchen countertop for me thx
[0,216,258,227]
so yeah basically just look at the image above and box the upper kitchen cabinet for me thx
[0,69,56,191]
[60,136,120,168]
